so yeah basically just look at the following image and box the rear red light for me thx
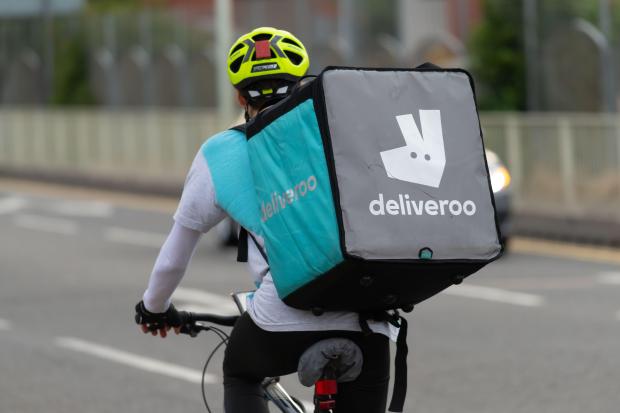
[315,379,337,395]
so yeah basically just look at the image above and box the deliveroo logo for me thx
[380,111,446,188]
[370,110,478,217]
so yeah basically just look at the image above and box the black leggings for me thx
[223,313,390,413]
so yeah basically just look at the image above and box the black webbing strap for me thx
[237,227,249,263]
[230,124,246,133]
[229,123,251,264]
[229,124,270,265]
[359,312,409,412]
[237,227,269,264]
[388,316,408,412]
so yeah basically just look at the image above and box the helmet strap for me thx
[239,79,296,116]
[244,104,251,123]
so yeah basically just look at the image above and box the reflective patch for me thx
[252,63,279,73]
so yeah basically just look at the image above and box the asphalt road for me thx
[1,180,619,413]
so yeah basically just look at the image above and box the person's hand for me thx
[134,301,182,338]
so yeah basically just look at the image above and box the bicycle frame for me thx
[181,292,308,413]
[235,292,306,412]
[262,377,306,412]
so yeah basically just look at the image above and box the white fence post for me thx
[505,115,522,204]
[76,111,90,171]
[0,111,6,165]
[98,110,113,172]
[12,111,27,167]
[215,0,234,128]
[172,113,189,175]
[146,110,162,175]
[122,111,139,173]
[52,111,69,168]
[617,117,620,219]
[558,117,578,212]
[32,110,47,168]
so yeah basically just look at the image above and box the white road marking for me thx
[104,227,166,248]
[444,284,544,307]
[0,197,27,215]
[173,287,239,314]
[50,201,114,218]
[14,214,78,235]
[0,318,12,331]
[597,272,620,285]
[55,337,217,384]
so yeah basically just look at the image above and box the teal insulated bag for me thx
[242,66,503,313]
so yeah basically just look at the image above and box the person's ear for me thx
[236,90,248,107]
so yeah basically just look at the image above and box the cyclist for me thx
[135,27,395,413]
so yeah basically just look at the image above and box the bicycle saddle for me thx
[297,338,363,387]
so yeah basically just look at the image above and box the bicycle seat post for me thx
[314,359,339,413]
[314,377,337,413]
[298,338,363,413]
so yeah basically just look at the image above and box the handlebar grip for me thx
[178,311,239,327]
[192,313,239,327]
[177,311,195,326]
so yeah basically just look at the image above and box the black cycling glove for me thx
[134,301,182,332]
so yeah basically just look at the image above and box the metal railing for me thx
[482,113,620,220]
[0,109,619,221]
[0,108,225,185]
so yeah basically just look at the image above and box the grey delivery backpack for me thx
[235,65,503,412]
[238,65,503,315]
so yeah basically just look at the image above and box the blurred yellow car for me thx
[486,150,512,247]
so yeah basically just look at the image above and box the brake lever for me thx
[179,324,198,337]
[179,323,211,337]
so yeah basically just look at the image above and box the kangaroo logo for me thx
[380,111,446,188]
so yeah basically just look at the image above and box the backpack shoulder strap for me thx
[229,124,247,133]
[221,124,262,264]
[237,227,249,263]
[237,227,269,264]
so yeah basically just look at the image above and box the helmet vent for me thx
[282,38,302,48]
[229,56,243,73]
[284,51,303,65]
[229,43,244,56]
[252,33,272,41]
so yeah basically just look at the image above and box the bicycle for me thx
[175,291,363,413]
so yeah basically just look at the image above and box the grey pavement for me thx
[0,187,619,413]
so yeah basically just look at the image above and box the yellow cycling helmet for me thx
[227,27,310,90]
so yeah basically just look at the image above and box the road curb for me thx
[514,213,620,247]
[0,167,182,198]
